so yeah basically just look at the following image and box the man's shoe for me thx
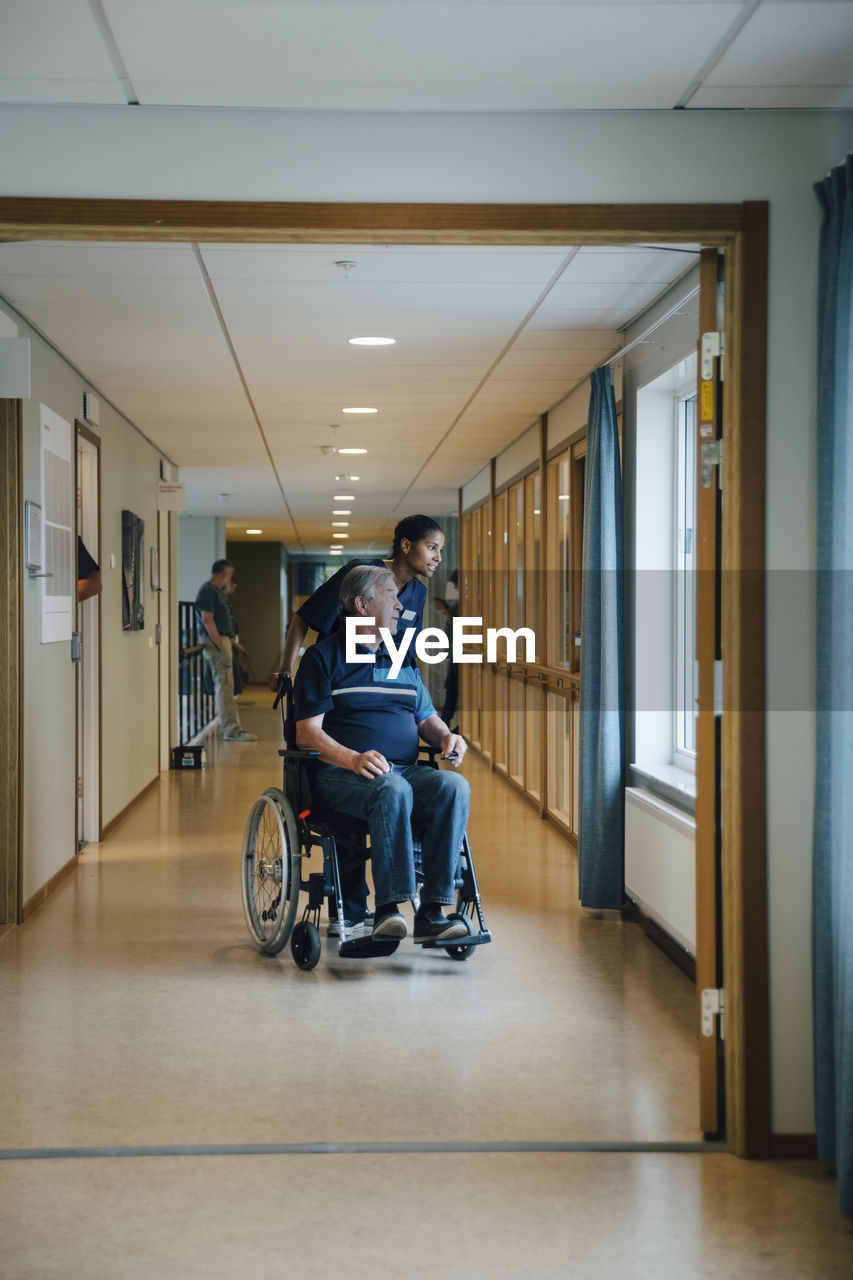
[328,912,373,939]
[413,907,467,943]
[223,730,257,741]
[372,910,407,940]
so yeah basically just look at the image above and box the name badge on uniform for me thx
[401,609,416,621]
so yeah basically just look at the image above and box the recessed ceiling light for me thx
[329,548,343,555]
[558,494,569,501]
[333,533,349,539]
[331,521,350,527]
[335,475,360,482]
[348,336,396,346]
[334,494,355,501]
[332,509,352,515]
[245,528,263,534]
[339,447,367,455]
[342,407,377,414]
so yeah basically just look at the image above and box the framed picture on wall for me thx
[121,509,145,631]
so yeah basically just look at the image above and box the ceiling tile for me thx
[104,0,741,110]
[0,0,119,84]
[705,2,853,88]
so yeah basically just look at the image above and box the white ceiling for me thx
[0,0,850,552]
[0,238,699,547]
[2,0,852,112]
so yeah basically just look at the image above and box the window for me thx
[633,353,697,798]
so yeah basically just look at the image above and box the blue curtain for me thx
[813,154,853,1217]
[578,365,626,909]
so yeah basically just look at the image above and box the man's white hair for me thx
[337,564,395,618]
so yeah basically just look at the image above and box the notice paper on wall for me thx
[39,404,73,645]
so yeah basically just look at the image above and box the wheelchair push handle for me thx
[272,670,291,709]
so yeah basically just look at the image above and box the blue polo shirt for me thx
[294,629,435,766]
[297,558,427,640]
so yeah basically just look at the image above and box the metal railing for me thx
[178,601,215,744]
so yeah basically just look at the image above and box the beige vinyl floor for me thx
[1,695,851,1278]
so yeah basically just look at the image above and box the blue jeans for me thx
[311,763,470,908]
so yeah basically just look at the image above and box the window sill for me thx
[629,762,696,817]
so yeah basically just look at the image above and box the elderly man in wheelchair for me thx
[294,563,470,945]
[241,563,489,968]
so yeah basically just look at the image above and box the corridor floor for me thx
[2,697,850,1277]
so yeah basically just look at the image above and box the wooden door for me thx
[695,248,725,1137]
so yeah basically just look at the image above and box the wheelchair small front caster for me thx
[291,920,321,970]
[444,912,476,961]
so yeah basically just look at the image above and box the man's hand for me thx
[351,749,390,778]
[440,732,466,767]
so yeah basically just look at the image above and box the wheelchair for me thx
[240,674,491,970]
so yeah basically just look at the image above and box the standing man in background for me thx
[195,559,257,743]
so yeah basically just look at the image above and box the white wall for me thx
[2,104,851,1134]
[626,788,696,956]
[178,514,225,602]
[4,293,170,900]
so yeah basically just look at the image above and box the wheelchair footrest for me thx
[416,931,492,950]
[338,937,401,959]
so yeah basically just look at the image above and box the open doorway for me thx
[0,196,768,1156]
[75,423,101,847]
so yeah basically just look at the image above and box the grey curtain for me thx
[813,154,853,1217]
[578,366,626,908]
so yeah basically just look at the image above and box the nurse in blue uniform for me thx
[277,514,446,935]
[279,513,445,676]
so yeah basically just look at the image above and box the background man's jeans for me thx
[202,637,241,738]
[311,762,470,908]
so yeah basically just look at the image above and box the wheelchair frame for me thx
[241,674,491,970]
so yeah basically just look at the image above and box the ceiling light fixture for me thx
[339,447,367,455]
[245,528,263,535]
[335,475,360,482]
[333,533,349,539]
[348,336,396,346]
[342,407,377,414]
[334,494,355,501]
[331,521,350,527]
[332,509,351,515]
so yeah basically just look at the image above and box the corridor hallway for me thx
[1,698,850,1278]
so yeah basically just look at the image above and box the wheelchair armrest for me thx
[277,747,321,759]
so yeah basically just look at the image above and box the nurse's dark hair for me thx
[391,514,444,558]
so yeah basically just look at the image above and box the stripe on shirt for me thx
[331,686,417,698]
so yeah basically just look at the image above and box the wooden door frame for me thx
[0,398,22,930]
[75,420,103,843]
[0,197,769,1156]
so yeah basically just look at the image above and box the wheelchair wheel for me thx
[291,920,322,971]
[444,912,476,961]
[241,787,300,955]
